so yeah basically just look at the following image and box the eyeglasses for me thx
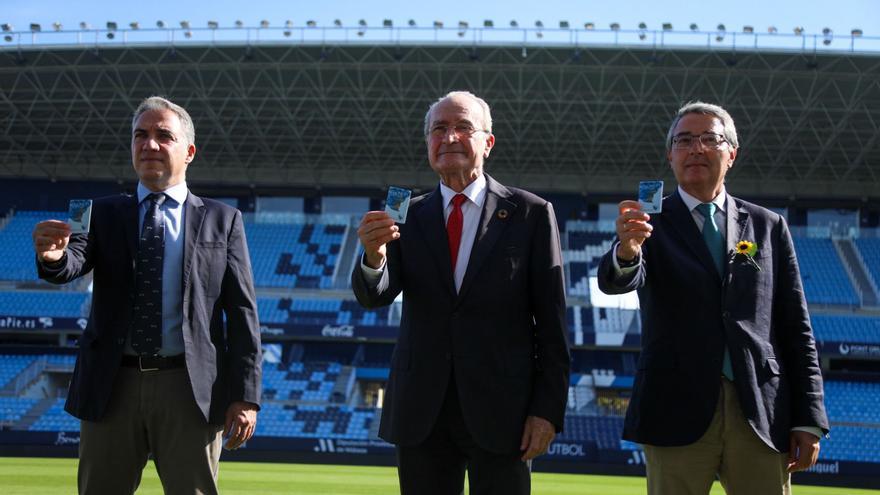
[428,123,488,138]
[671,132,728,150]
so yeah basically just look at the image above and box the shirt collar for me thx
[678,185,726,214]
[439,173,487,209]
[137,181,188,207]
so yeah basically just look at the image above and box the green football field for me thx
[1,457,876,494]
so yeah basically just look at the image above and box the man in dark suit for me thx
[32,96,262,494]
[352,91,570,495]
[598,102,829,494]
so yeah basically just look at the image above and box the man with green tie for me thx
[597,102,829,495]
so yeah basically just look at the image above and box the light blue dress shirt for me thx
[124,181,187,356]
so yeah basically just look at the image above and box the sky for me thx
[3,0,878,39]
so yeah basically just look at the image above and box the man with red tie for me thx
[351,91,570,495]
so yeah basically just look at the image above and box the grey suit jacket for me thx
[597,190,829,452]
[352,174,571,454]
[38,192,262,425]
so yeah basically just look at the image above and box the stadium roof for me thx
[1,36,879,199]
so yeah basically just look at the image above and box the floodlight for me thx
[852,28,863,36]
[559,21,569,29]
[30,23,41,32]
[235,20,244,28]
[793,26,804,35]
[382,19,392,28]
[662,23,672,31]
[484,20,493,28]
[584,22,595,30]
[638,22,647,30]
[184,31,192,38]
[535,20,543,28]
[610,23,620,31]
[307,20,317,28]
[207,21,219,29]
[743,26,754,33]
[180,20,190,29]
[285,20,293,28]
[408,19,416,27]
[1,23,12,32]
[767,26,777,34]
[155,20,164,28]
[334,19,342,27]
[458,21,468,37]
[53,22,63,31]
[129,22,139,30]
[510,20,518,28]
[358,19,367,27]
[3,35,11,42]
[433,21,443,28]
[107,22,117,31]
[260,20,270,28]
[822,27,833,45]
[689,23,698,31]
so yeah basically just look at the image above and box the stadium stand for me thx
[28,398,78,432]
[257,403,374,439]
[258,297,386,327]
[0,211,65,282]
[246,222,345,289]
[812,315,880,344]
[855,238,880,291]
[0,292,88,318]
[793,237,861,305]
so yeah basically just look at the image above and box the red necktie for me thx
[446,194,467,271]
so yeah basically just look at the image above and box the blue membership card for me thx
[68,199,93,234]
[385,186,412,223]
[638,180,664,214]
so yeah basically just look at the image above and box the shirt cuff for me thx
[611,241,641,276]
[360,254,385,286]
[791,426,824,440]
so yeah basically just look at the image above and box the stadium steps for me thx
[835,239,880,307]
[330,365,355,404]
[333,221,360,290]
[368,408,382,439]
[14,397,56,430]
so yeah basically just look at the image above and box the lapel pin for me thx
[497,209,509,220]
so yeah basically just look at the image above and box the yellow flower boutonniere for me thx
[734,240,761,271]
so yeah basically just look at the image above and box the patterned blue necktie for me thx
[696,202,734,381]
[130,193,166,356]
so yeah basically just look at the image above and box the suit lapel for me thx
[725,193,750,273]
[456,175,516,303]
[118,195,140,266]
[413,187,456,296]
[183,192,206,295]
[663,191,721,281]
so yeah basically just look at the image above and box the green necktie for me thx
[696,202,734,381]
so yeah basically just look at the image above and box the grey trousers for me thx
[78,366,223,495]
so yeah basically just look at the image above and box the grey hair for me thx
[132,96,196,146]
[665,101,738,151]
[423,91,493,137]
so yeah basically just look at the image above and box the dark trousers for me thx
[78,367,223,495]
[396,377,530,495]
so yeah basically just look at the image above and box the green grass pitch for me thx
[1,457,876,494]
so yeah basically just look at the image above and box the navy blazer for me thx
[598,191,829,452]
[352,174,571,454]
[38,192,262,425]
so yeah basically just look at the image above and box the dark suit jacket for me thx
[352,174,570,454]
[598,191,829,452]
[38,192,262,425]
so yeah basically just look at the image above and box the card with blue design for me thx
[385,186,412,224]
[638,180,664,214]
[67,199,93,234]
